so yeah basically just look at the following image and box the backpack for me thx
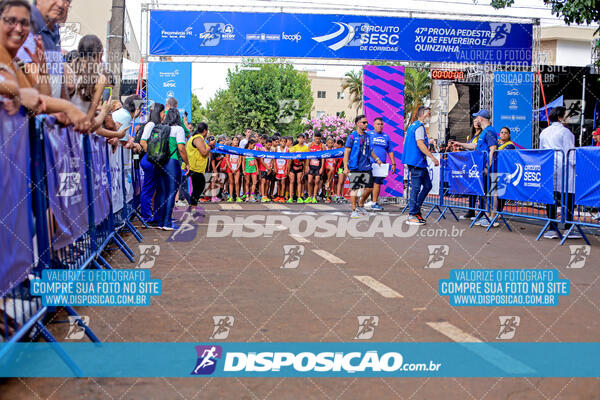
[146,124,175,166]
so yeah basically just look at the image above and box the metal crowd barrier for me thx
[400,148,592,243]
[561,148,600,245]
[487,149,565,240]
[0,111,144,371]
[438,150,492,227]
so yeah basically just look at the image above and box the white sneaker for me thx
[175,200,188,207]
[364,201,375,210]
[472,219,482,226]
[357,207,369,216]
[543,231,558,239]
[566,232,583,239]
[350,210,361,219]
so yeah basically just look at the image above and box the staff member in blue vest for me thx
[449,109,499,228]
[343,114,378,218]
[401,106,439,225]
[367,117,396,211]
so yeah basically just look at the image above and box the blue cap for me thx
[472,109,491,119]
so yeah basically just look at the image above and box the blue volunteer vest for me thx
[401,121,428,168]
[348,130,370,170]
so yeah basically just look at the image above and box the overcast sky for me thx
[124,0,582,105]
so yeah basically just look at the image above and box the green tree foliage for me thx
[491,0,599,30]
[404,67,431,128]
[341,70,363,114]
[191,94,203,125]
[202,89,236,136]
[205,60,313,137]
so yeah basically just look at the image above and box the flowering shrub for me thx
[303,114,354,142]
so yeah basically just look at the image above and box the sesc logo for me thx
[163,80,176,88]
[199,23,236,47]
[468,165,480,179]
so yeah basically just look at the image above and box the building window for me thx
[337,91,345,99]
[317,91,326,99]
[316,111,325,118]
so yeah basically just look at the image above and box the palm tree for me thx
[404,67,431,128]
[341,70,363,114]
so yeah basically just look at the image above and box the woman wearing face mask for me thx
[0,0,89,130]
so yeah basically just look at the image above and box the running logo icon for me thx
[355,316,379,340]
[497,316,520,340]
[137,245,160,269]
[57,172,81,197]
[168,209,205,242]
[567,245,591,269]
[210,316,234,339]
[425,245,449,269]
[191,345,222,375]
[488,23,511,46]
[65,316,90,340]
[281,245,305,269]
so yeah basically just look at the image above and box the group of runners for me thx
[205,132,351,204]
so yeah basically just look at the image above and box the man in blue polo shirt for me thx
[343,114,378,218]
[450,109,499,227]
[401,106,439,225]
[367,117,396,211]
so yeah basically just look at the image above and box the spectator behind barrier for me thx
[0,0,89,131]
[140,107,189,230]
[540,106,579,240]
[138,102,165,224]
[17,0,71,98]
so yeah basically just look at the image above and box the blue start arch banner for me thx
[149,11,532,65]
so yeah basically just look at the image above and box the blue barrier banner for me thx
[493,71,533,148]
[446,151,486,196]
[123,150,134,203]
[109,146,124,213]
[43,119,89,249]
[575,147,600,207]
[495,149,555,204]
[149,11,533,65]
[89,135,111,225]
[3,342,600,377]
[0,109,34,296]
[148,62,192,117]
[215,144,344,159]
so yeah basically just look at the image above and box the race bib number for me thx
[310,159,320,167]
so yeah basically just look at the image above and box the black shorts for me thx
[308,166,321,176]
[349,171,374,190]
[373,176,385,185]
[261,171,276,181]
[291,163,304,173]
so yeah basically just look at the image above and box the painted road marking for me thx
[312,249,346,264]
[426,321,534,374]
[353,276,403,298]
[220,204,242,210]
[426,322,481,343]
[290,234,310,244]
[264,203,289,210]
[309,204,336,211]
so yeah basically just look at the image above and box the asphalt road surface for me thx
[2,202,599,399]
